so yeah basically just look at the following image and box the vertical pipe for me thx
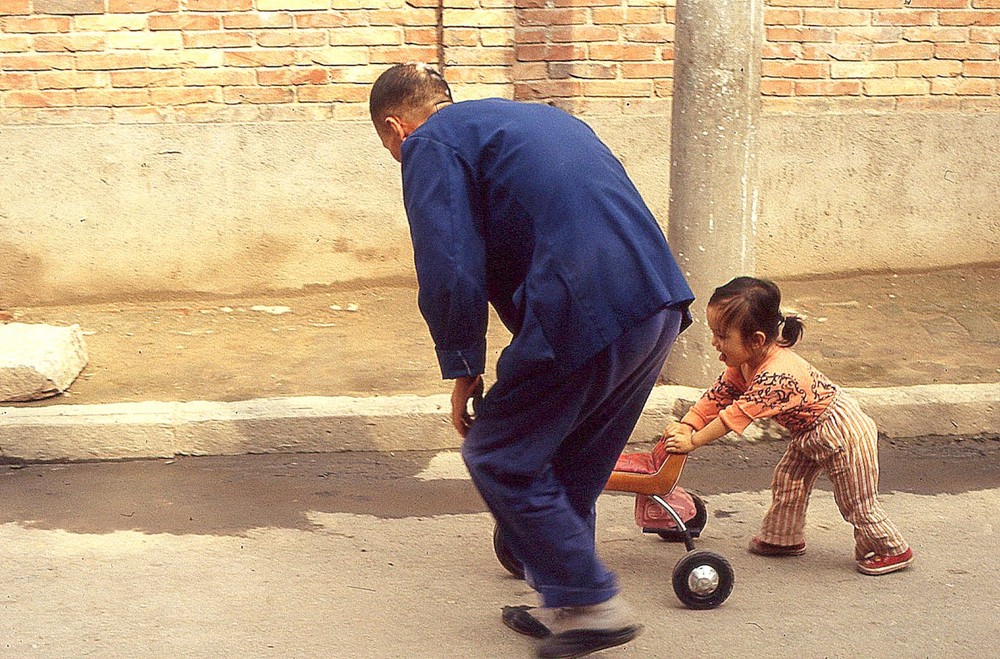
[436,0,446,74]
[665,0,765,387]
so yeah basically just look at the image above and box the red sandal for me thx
[857,548,914,575]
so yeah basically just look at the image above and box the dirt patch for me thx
[4,265,998,407]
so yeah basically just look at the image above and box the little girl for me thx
[662,276,913,575]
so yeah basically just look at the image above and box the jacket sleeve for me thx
[401,136,489,380]
[682,367,745,430]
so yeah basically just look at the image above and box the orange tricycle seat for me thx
[605,440,688,496]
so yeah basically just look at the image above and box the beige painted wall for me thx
[2,112,998,306]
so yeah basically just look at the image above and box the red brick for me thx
[223,86,294,104]
[863,77,930,94]
[513,80,582,98]
[183,68,256,86]
[108,0,178,12]
[592,7,662,25]
[552,0,618,6]
[519,8,589,26]
[938,11,1000,26]
[794,80,862,95]
[620,62,673,78]
[2,16,70,32]
[873,10,936,26]
[896,96,962,110]
[902,27,970,42]
[223,50,297,67]
[257,67,329,85]
[256,29,327,48]
[297,84,368,102]
[549,25,619,42]
[151,86,222,104]
[0,0,30,15]
[77,88,150,106]
[0,72,32,89]
[293,11,362,28]
[33,34,106,52]
[0,54,73,70]
[768,0,834,6]
[801,43,872,60]
[762,60,828,78]
[184,31,255,48]
[802,10,869,27]
[833,27,901,44]
[907,0,967,6]
[766,27,835,42]
[935,43,999,59]
[582,80,651,97]
[36,70,107,88]
[75,53,147,70]
[896,59,962,76]
[870,42,934,59]
[3,89,75,106]
[588,43,657,60]
[837,0,897,7]
[149,14,221,31]
[762,42,802,59]
[109,69,179,87]
[764,9,801,26]
[0,34,32,52]
[369,47,436,64]
[761,78,794,95]
[970,27,1000,42]
[188,0,252,10]
[965,60,1000,76]
[547,61,616,79]
[931,77,995,94]
[516,44,587,61]
[623,25,674,42]
[225,12,294,29]
[369,8,437,26]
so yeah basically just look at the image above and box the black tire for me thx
[655,491,709,542]
[493,523,525,580]
[671,550,734,609]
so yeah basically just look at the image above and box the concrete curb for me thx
[1,383,998,462]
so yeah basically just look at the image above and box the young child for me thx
[662,276,913,575]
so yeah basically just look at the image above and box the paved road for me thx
[1,438,997,657]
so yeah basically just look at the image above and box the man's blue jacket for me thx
[400,98,694,379]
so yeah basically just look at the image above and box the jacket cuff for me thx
[436,341,486,380]
[681,409,708,431]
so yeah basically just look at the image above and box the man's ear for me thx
[384,115,408,141]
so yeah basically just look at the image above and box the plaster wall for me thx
[1,112,998,306]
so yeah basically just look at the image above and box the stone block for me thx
[0,323,88,402]
[33,0,104,14]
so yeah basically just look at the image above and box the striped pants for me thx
[758,394,909,560]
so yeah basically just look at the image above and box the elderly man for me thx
[369,63,693,658]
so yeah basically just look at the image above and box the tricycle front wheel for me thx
[671,549,734,609]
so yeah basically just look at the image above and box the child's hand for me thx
[661,422,697,454]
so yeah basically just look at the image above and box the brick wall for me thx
[0,0,997,124]
[762,0,1000,112]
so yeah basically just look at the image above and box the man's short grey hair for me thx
[369,63,453,125]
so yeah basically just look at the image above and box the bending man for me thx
[369,63,694,658]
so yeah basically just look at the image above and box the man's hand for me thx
[661,421,697,454]
[451,375,484,437]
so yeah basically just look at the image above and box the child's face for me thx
[706,305,760,369]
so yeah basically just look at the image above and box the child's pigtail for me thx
[778,314,804,347]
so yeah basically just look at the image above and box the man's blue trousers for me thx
[461,307,684,608]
